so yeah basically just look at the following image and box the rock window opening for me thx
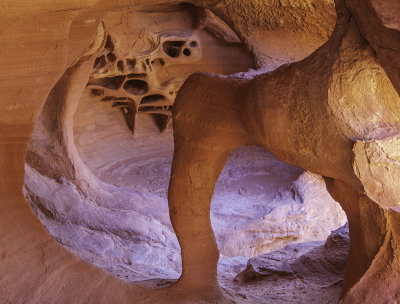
[163,41,186,58]
[21,3,350,303]
[88,75,125,91]
[117,60,124,72]
[93,55,106,69]
[213,146,349,303]
[123,79,149,96]
[107,52,117,62]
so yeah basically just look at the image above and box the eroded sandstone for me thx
[1,0,400,303]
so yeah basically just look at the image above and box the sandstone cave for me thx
[1,0,400,303]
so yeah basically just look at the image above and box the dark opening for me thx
[88,75,125,90]
[123,79,149,96]
[126,58,136,71]
[140,94,166,106]
[107,53,117,62]
[163,41,186,58]
[138,105,172,113]
[93,55,106,69]
[117,60,124,72]
[91,88,104,96]
[100,97,133,103]
[104,35,114,52]
[127,73,147,79]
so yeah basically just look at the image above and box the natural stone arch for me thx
[24,3,257,286]
[167,0,400,302]
[1,0,400,303]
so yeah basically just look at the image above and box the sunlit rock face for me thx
[212,0,336,69]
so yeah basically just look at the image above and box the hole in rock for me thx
[93,55,106,69]
[91,88,104,96]
[104,35,114,52]
[123,79,149,96]
[88,75,125,90]
[151,58,165,67]
[163,40,185,58]
[126,58,136,70]
[73,87,348,297]
[21,3,345,302]
[140,94,167,106]
[112,101,134,108]
[70,91,348,298]
[127,73,147,79]
[152,114,172,133]
[107,52,117,62]
[117,60,124,72]
[183,48,191,56]
[139,105,172,114]
[100,97,133,103]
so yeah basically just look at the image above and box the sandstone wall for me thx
[1,0,400,303]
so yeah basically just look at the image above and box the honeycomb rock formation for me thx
[1,0,400,303]
[85,7,252,133]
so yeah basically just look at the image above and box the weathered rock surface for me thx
[22,5,253,283]
[167,0,400,302]
[24,164,182,281]
[236,224,349,284]
[219,225,349,304]
[212,0,336,69]
[64,88,346,278]
[213,169,346,257]
[24,78,347,282]
[85,7,253,133]
[1,0,400,303]
[353,135,400,208]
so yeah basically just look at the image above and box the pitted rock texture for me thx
[85,7,253,133]
[211,0,336,69]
